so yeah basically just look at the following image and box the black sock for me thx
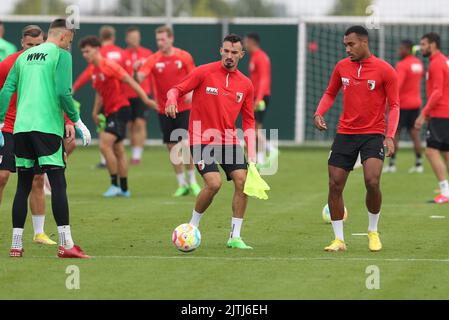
[46,168,69,226]
[12,170,34,228]
[111,174,118,187]
[120,177,128,192]
[416,153,423,166]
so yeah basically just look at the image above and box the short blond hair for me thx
[155,25,173,37]
[99,25,115,41]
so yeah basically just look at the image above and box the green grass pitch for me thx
[0,146,448,299]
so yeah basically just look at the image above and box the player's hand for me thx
[65,124,75,145]
[384,137,395,157]
[314,114,327,131]
[184,92,193,104]
[144,97,158,111]
[165,103,178,119]
[74,119,92,146]
[92,113,99,126]
[414,113,427,130]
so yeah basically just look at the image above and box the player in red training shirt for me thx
[123,26,152,165]
[244,32,277,167]
[79,36,157,198]
[137,25,201,197]
[0,25,76,246]
[314,26,399,252]
[415,33,449,204]
[73,26,125,169]
[165,34,256,249]
[384,40,424,174]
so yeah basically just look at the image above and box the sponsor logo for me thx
[367,80,376,90]
[156,62,165,73]
[236,92,244,103]
[341,77,350,89]
[411,63,423,73]
[27,53,48,61]
[206,87,219,95]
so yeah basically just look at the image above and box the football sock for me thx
[190,210,203,228]
[58,225,74,249]
[188,170,197,185]
[439,180,449,197]
[132,147,143,160]
[100,154,106,165]
[176,173,187,187]
[120,177,128,192]
[11,228,24,250]
[111,174,118,187]
[230,217,243,239]
[368,212,380,232]
[46,169,70,226]
[32,215,45,235]
[331,220,344,241]
[389,153,396,167]
[12,170,34,228]
[416,153,423,167]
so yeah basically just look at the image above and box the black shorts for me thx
[398,109,420,131]
[329,134,385,171]
[105,107,131,142]
[158,110,190,144]
[0,132,16,172]
[190,144,248,181]
[129,97,149,121]
[14,131,65,172]
[426,118,449,151]
[255,96,270,124]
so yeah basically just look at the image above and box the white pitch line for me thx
[430,216,446,219]
[26,255,449,263]
[352,233,368,236]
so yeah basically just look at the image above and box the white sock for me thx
[100,154,106,165]
[330,220,344,241]
[257,151,265,164]
[230,217,243,239]
[368,212,380,232]
[132,147,143,160]
[12,228,24,250]
[32,215,45,235]
[190,210,203,228]
[439,180,449,197]
[57,225,74,249]
[176,173,187,187]
[188,170,197,185]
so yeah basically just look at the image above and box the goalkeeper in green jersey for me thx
[0,19,91,259]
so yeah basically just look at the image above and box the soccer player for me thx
[0,25,57,245]
[165,34,256,249]
[137,25,201,197]
[79,36,157,198]
[314,26,399,252]
[244,33,277,167]
[384,40,424,173]
[123,26,153,165]
[415,33,449,204]
[73,26,125,169]
[0,18,92,258]
[0,21,17,61]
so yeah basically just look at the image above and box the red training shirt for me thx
[168,61,255,158]
[123,46,153,98]
[91,58,130,116]
[422,51,449,118]
[315,55,400,138]
[139,47,195,114]
[396,54,424,110]
[249,48,271,103]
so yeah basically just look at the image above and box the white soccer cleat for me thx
[408,166,423,173]
[382,165,396,173]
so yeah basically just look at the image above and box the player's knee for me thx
[233,175,246,191]
[0,171,9,188]
[329,179,344,195]
[205,179,222,194]
[365,177,380,191]
[32,174,45,190]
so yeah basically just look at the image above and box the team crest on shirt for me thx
[367,80,376,90]
[236,92,244,103]
[175,60,183,69]
[197,160,205,171]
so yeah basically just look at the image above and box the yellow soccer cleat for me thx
[33,233,57,245]
[368,231,382,252]
[324,239,346,252]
